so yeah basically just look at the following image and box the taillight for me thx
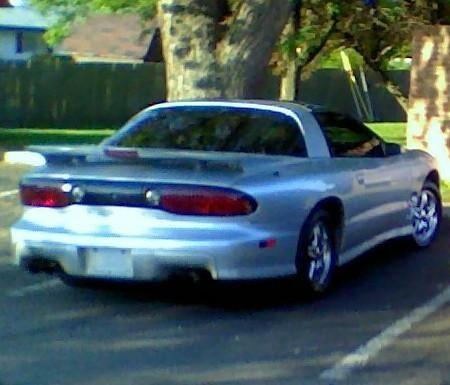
[19,181,257,215]
[159,187,257,216]
[20,185,71,208]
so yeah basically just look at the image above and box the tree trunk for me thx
[408,25,450,181]
[279,14,297,101]
[158,0,292,101]
[279,1,302,101]
[280,60,297,101]
[279,2,336,102]
[158,0,223,100]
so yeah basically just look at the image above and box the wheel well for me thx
[425,170,440,190]
[313,197,345,250]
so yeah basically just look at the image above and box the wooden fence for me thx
[0,59,409,128]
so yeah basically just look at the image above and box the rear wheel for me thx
[296,209,338,295]
[409,182,442,248]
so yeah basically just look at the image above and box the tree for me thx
[275,0,449,110]
[275,0,412,106]
[276,0,339,100]
[33,0,293,100]
[332,0,450,112]
[407,25,450,180]
[330,1,411,111]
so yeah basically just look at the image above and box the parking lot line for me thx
[6,278,62,298]
[0,189,18,199]
[320,285,450,382]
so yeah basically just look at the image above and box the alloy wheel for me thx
[410,189,439,246]
[306,222,333,288]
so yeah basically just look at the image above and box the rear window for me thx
[108,106,307,157]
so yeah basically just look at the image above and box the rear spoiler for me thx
[27,145,101,165]
[26,145,244,172]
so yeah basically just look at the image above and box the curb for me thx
[2,151,46,166]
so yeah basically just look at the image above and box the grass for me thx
[0,128,115,149]
[368,123,407,145]
[0,123,448,202]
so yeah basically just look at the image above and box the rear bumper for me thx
[10,226,298,281]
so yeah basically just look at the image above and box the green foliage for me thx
[277,0,444,79]
[276,0,414,77]
[332,0,442,71]
[386,58,411,70]
[279,0,339,69]
[318,48,364,69]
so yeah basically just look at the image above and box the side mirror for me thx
[384,142,402,156]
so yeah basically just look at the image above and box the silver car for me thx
[10,100,442,293]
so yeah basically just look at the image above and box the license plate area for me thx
[85,248,133,278]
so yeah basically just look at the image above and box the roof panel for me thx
[58,14,157,60]
[0,7,50,30]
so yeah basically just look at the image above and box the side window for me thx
[315,113,384,158]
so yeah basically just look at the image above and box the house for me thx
[58,14,163,63]
[0,0,51,61]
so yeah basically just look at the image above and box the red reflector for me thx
[159,188,256,216]
[20,186,70,208]
[259,239,277,248]
[104,148,138,159]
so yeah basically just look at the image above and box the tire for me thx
[296,209,338,295]
[409,181,442,248]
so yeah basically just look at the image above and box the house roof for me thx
[58,14,161,62]
[0,6,50,31]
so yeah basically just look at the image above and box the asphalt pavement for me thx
[0,163,448,385]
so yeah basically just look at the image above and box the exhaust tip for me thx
[169,268,213,284]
